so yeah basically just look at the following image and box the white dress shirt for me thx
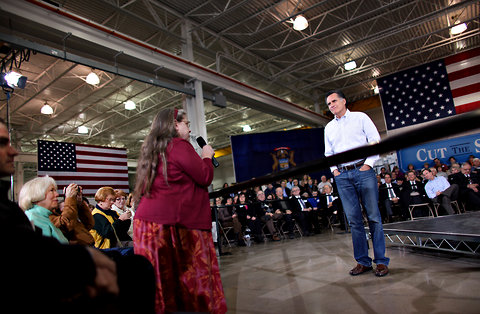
[324,110,380,172]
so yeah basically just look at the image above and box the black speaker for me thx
[213,92,227,108]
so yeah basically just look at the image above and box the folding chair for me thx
[218,222,234,247]
[433,200,462,216]
[408,203,435,220]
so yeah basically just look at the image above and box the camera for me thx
[63,185,81,196]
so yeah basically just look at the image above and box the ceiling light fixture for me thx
[373,86,379,94]
[292,15,308,31]
[86,71,100,85]
[242,125,252,132]
[450,22,467,35]
[41,102,53,115]
[78,126,89,134]
[124,100,136,110]
[344,60,357,71]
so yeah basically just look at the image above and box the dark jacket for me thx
[0,181,96,312]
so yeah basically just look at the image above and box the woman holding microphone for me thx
[133,108,227,314]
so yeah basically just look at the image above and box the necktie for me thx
[411,181,417,190]
[297,196,305,210]
[327,194,332,203]
[466,174,472,184]
[387,184,395,199]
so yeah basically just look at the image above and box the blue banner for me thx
[397,132,480,171]
[231,128,326,182]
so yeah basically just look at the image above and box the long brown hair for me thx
[133,108,186,205]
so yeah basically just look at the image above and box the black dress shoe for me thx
[349,263,373,276]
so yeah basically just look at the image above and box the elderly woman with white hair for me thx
[19,176,68,244]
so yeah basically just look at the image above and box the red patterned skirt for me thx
[133,219,227,314]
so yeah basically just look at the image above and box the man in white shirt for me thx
[422,168,458,215]
[324,90,389,277]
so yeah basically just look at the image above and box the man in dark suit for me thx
[289,186,312,236]
[400,170,429,219]
[271,187,296,239]
[378,173,402,222]
[251,190,281,241]
[450,162,480,210]
[319,184,345,230]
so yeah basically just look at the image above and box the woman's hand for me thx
[201,144,215,159]
[119,211,132,221]
[65,183,78,198]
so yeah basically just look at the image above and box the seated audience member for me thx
[242,193,264,243]
[317,175,332,194]
[91,187,132,249]
[468,154,475,166]
[218,197,243,245]
[378,173,401,223]
[289,186,313,236]
[271,187,296,239]
[423,168,459,215]
[319,185,344,229]
[304,178,317,196]
[448,156,457,167]
[448,163,461,177]
[400,170,428,219]
[306,190,322,232]
[234,193,256,244]
[433,158,449,173]
[301,174,310,186]
[379,167,388,183]
[19,176,68,243]
[112,189,134,237]
[472,158,480,175]
[126,192,135,210]
[286,177,294,190]
[421,162,430,173]
[51,183,95,246]
[263,183,276,199]
[252,190,281,241]
[436,166,448,179]
[280,180,291,197]
[450,162,480,210]
[407,163,418,176]
[392,166,405,181]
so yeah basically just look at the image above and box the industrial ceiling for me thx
[0,0,478,160]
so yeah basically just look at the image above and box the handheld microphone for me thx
[196,136,220,168]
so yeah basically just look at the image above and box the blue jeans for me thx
[335,168,389,266]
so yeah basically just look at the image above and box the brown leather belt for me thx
[337,159,366,172]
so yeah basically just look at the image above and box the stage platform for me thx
[369,212,480,255]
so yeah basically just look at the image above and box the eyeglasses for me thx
[116,197,126,201]
[182,120,190,127]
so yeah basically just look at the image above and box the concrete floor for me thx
[217,231,480,314]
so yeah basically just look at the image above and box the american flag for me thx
[445,47,480,114]
[378,47,480,131]
[37,140,129,196]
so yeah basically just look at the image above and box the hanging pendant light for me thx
[86,71,100,85]
[41,102,54,115]
[292,15,308,31]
